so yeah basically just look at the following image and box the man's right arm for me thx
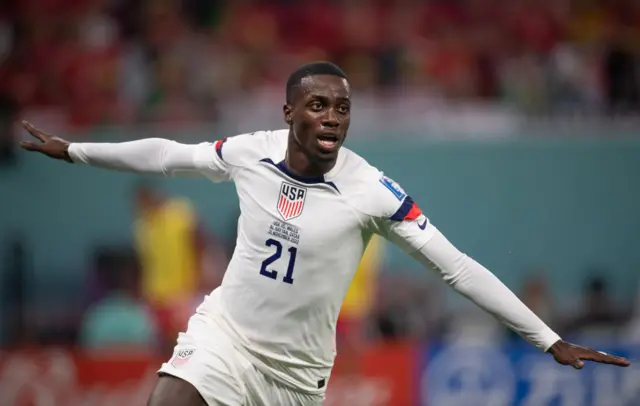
[68,138,209,178]
[20,121,232,181]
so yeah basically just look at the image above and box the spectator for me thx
[0,90,17,166]
[563,274,626,342]
[506,272,556,343]
[603,26,640,114]
[79,249,158,351]
[132,183,223,349]
[520,272,555,327]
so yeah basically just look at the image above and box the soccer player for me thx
[21,62,629,406]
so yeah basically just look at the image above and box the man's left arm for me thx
[412,225,560,348]
[367,175,629,368]
[388,217,629,367]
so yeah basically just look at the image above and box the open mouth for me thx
[317,134,340,151]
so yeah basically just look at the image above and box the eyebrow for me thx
[307,93,351,102]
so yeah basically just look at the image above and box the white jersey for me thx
[68,129,561,396]
[190,130,433,393]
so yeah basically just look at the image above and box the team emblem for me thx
[171,348,195,368]
[277,182,307,221]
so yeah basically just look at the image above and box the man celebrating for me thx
[21,62,630,406]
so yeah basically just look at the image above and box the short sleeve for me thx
[368,175,437,253]
[193,132,257,182]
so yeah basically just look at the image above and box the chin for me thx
[307,147,334,161]
[319,151,337,158]
[322,142,343,154]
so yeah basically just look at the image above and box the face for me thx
[283,74,351,162]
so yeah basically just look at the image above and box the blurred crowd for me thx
[0,0,639,133]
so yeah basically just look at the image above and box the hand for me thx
[548,339,630,369]
[20,121,73,163]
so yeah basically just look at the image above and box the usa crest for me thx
[277,182,307,221]
[171,348,195,368]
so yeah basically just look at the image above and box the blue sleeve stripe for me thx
[215,138,228,160]
[389,196,414,221]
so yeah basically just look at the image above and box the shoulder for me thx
[203,129,288,169]
[332,148,416,219]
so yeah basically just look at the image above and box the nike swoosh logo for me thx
[418,218,427,230]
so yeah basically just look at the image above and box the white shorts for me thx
[158,313,324,406]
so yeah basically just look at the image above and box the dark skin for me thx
[19,74,629,405]
[146,374,207,406]
[283,74,351,177]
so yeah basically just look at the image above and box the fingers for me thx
[578,348,630,367]
[554,342,631,369]
[587,350,630,367]
[22,120,49,143]
[19,141,43,152]
[572,360,584,369]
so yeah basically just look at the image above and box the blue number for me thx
[282,247,297,284]
[259,239,297,284]
[259,239,281,280]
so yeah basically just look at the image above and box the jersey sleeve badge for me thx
[378,175,424,222]
[379,176,407,201]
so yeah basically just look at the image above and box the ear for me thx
[283,104,293,125]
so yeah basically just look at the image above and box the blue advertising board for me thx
[420,342,639,406]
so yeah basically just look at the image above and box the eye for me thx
[309,101,323,111]
[338,104,350,114]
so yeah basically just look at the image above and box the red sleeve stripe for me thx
[389,197,422,221]
[214,138,228,160]
[404,202,422,221]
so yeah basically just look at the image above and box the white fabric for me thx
[69,129,561,395]
[68,139,219,179]
[158,312,324,406]
[410,228,561,351]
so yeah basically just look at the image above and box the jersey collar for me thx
[260,158,339,192]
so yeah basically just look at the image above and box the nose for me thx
[321,108,339,128]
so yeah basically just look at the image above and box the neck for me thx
[285,130,336,177]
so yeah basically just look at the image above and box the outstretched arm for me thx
[20,121,215,177]
[68,139,200,176]
[411,229,560,350]
[366,172,629,369]
[411,226,630,369]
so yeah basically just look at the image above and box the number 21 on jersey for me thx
[259,239,297,284]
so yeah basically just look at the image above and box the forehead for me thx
[297,75,350,99]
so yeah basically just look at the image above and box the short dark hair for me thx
[286,61,348,104]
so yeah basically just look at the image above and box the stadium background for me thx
[0,0,639,405]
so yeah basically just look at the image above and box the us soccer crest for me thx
[170,348,195,368]
[277,182,307,221]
